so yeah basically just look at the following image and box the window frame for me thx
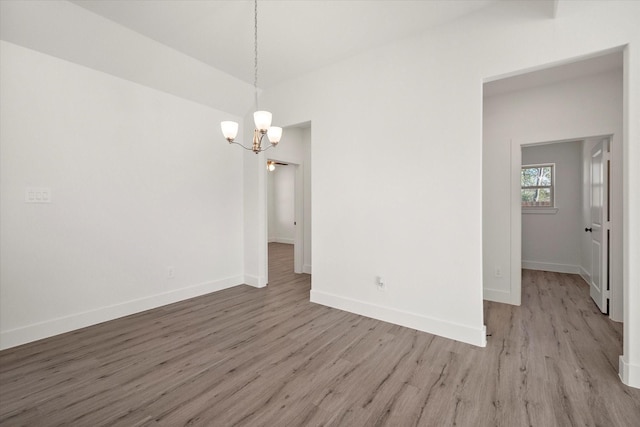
[521,163,557,213]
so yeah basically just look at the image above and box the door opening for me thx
[267,160,300,274]
[264,122,312,284]
[518,137,613,315]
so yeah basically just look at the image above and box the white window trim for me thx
[521,163,556,214]
[522,207,559,214]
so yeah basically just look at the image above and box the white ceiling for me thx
[3,1,619,110]
[70,0,508,89]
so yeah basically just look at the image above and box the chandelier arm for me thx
[259,143,277,153]
[228,141,258,152]
[228,137,274,154]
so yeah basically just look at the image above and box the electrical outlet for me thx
[25,187,51,203]
[494,267,502,278]
[376,276,386,291]
[167,267,175,279]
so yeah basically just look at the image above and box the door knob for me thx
[585,227,593,232]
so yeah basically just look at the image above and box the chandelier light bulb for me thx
[221,121,239,141]
[253,111,272,132]
[267,126,282,144]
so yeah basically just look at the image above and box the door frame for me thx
[509,134,618,317]
[262,122,312,284]
[480,45,635,388]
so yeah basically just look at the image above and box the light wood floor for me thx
[1,243,639,426]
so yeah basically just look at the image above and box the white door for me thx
[588,139,610,313]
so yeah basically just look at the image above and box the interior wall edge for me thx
[619,355,640,388]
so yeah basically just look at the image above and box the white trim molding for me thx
[268,238,295,245]
[310,290,487,347]
[244,274,267,288]
[521,261,580,274]
[619,355,640,389]
[0,276,245,350]
[522,207,559,214]
[483,288,516,305]
[579,266,591,285]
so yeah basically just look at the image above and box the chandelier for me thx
[221,0,282,153]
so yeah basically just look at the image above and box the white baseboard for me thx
[269,238,294,245]
[310,289,486,347]
[620,355,640,389]
[579,266,591,285]
[522,260,580,274]
[303,264,312,274]
[244,274,267,288]
[483,288,518,305]
[0,276,244,350]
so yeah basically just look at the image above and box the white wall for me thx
[250,1,640,386]
[521,141,583,273]
[483,68,623,323]
[0,41,245,349]
[268,165,296,244]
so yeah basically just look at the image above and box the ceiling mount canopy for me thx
[220,0,282,154]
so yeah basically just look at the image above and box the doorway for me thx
[482,47,628,383]
[264,122,312,285]
[267,160,301,273]
[519,137,616,316]
[482,49,623,310]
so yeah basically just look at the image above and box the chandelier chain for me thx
[220,0,282,154]
[254,0,259,109]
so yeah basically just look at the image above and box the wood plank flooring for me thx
[1,243,639,426]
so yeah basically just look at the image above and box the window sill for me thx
[522,207,559,215]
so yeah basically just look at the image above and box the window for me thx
[521,164,554,207]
